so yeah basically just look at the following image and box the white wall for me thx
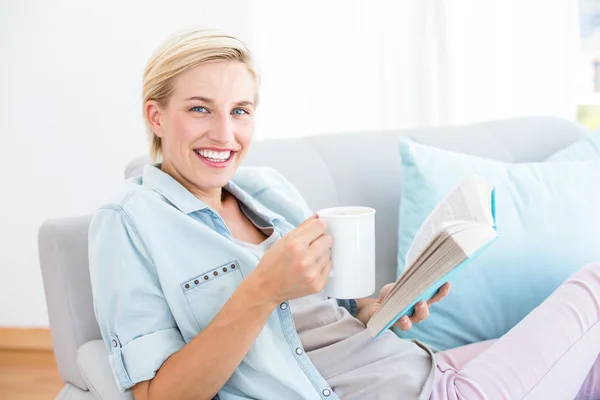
[0,0,580,327]
[0,0,433,327]
[0,0,255,327]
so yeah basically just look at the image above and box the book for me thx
[366,174,499,338]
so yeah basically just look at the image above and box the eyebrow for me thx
[184,96,254,107]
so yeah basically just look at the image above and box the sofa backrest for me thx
[243,117,588,292]
[40,116,588,389]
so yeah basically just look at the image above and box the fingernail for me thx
[417,301,426,309]
[400,316,408,323]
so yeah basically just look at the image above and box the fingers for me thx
[300,212,319,225]
[369,302,381,319]
[394,315,412,330]
[312,231,333,250]
[294,213,320,232]
[394,300,429,330]
[291,213,319,237]
[313,245,331,267]
[410,300,430,323]
[378,283,394,303]
[392,283,450,331]
[319,259,333,281]
[293,217,329,246]
[309,242,333,287]
[427,282,451,306]
[307,234,333,262]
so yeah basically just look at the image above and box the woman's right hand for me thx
[253,214,333,304]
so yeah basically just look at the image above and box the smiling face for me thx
[145,61,256,197]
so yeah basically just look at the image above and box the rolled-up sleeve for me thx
[88,206,185,391]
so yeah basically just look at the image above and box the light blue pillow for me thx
[395,139,600,351]
[547,131,600,161]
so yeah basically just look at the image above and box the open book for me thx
[366,174,499,338]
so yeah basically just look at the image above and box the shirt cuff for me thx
[109,328,186,391]
[335,298,359,317]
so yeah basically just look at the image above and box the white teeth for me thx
[197,149,231,161]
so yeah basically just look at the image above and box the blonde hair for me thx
[142,28,259,161]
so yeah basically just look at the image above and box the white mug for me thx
[317,206,376,299]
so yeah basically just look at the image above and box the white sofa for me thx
[38,116,590,399]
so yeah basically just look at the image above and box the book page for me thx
[404,175,493,268]
[368,222,498,337]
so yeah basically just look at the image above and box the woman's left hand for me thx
[367,282,451,331]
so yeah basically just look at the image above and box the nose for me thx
[207,113,235,144]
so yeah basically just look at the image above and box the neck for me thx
[160,161,228,211]
[189,185,226,212]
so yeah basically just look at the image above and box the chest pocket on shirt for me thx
[182,260,244,331]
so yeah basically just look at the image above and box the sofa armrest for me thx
[77,340,134,400]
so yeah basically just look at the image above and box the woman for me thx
[89,28,600,400]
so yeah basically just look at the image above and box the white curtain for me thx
[0,0,582,327]
[439,0,580,125]
[249,1,437,139]
[246,0,580,139]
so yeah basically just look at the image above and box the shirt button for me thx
[280,302,288,310]
[295,347,303,355]
[323,389,331,397]
[111,339,118,348]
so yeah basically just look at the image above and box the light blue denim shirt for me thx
[88,165,356,399]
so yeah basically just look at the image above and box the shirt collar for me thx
[141,165,285,224]
[142,165,208,213]
[225,179,284,224]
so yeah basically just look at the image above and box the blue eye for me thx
[190,106,208,113]
[232,108,249,115]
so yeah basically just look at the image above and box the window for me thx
[577,0,600,129]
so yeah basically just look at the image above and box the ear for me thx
[145,100,165,138]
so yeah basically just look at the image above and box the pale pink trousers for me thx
[430,262,600,400]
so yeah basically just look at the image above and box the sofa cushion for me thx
[77,340,133,400]
[546,131,600,161]
[395,139,600,351]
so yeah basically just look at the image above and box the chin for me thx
[193,173,235,190]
